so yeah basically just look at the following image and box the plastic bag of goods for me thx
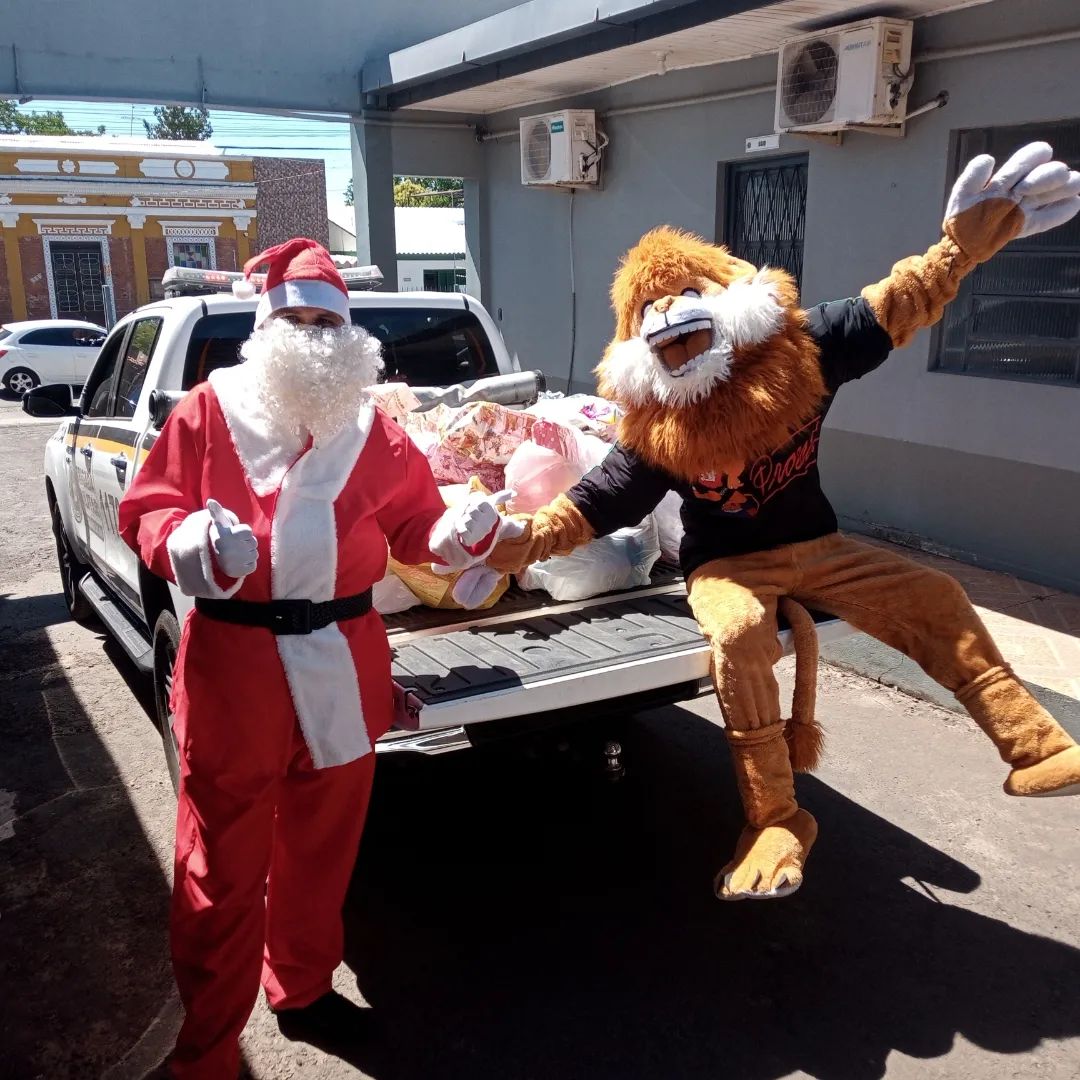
[372,566,421,615]
[654,490,685,563]
[527,393,620,442]
[385,481,510,610]
[504,421,612,514]
[518,516,661,602]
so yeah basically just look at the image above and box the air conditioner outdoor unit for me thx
[520,109,601,186]
[775,17,913,134]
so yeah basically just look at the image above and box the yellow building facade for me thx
[0,136,257,326]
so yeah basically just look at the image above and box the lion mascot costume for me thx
[489,141,1080,901]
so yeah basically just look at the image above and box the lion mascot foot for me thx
[719,722,819,901]
[1005,746,1080,798]
[715,808,818,901]
[957,667,1080,797]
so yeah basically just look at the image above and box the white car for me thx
[0,319,107,397]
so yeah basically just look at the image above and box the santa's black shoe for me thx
[271,990,369,1044]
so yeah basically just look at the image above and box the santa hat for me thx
[234,237,351,328]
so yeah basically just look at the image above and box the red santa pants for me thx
[168,647,375,1080]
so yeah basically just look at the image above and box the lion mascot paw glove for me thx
[489,141,1080,900]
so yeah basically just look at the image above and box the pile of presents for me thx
[368,383,684,613]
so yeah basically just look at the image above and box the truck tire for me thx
[50,499,95,624]
[152,610,182,795]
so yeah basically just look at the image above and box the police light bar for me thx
[162,263,384,298]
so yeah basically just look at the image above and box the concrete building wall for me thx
[475,0,1080,589]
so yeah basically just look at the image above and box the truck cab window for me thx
[113,318,163,419]
[181,306,495,390]
[82,330,129,418]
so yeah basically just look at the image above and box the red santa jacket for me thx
[119,364,470,767]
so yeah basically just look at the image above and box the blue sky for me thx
[14,99,356,221]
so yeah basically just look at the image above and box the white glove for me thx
[454,488,515,549]
[206,498,258,580]
[451,565,504,610]
[946,141,1080,239]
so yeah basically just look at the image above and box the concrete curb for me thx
[821,632,1080,741]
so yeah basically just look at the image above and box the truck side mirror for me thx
[22,383,79,418]
[149,389,186,430]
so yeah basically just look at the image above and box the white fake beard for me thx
[603,272,787,408]
[240,318,384,444]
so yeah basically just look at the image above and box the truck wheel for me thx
[4,367,39,397]
[152,610,182,795]
[50,501,95,624]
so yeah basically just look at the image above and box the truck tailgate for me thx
[386,579,852,732]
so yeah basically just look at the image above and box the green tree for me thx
[344,175,463,208]
[143,105,213,140]
[0,100,104,136]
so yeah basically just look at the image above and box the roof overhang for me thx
[365,0,995,117]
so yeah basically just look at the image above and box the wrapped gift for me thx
[367,382,422,423]
[401,400,546,489]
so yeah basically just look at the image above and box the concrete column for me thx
[127,215,150,307]
[463,178,486,302]
[234,222,251,268]
[1,216,27,320]
[350,114,397,289]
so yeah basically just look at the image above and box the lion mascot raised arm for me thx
[489,141,1080,901]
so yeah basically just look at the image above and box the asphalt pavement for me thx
[1,399,1078,1080]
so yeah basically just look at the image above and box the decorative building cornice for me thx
[34,218,114,236]
[0,204,255,225]
[0,179,256,200]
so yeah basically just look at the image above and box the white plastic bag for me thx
[518,516,661,602]
[654,490,685,563]
[373,569,421,615]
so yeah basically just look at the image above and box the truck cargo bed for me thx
[384,565,852,733]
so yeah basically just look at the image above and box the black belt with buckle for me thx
[194,589,373,635]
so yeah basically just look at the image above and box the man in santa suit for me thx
[119,238,511,1078]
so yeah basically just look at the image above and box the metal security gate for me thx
[49,242,106,324]
[722,156,809,289]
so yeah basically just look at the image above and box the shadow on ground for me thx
[0,591,175,1078]
[334,707,1080,1080]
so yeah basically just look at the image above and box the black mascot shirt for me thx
[568,296,894,577]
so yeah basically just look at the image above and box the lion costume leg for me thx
[688,559,818,901]
[793,535,1080,796]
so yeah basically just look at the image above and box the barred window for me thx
[933,120,1080,386]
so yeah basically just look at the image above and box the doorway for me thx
[47,241,107,323]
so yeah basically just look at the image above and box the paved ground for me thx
[2,405,1079,1080]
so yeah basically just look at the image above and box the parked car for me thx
[0,319,107,398]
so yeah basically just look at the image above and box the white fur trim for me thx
[166,508,246,599]
[605,273,785,409]
[254,278,351,328]
[271,406,376,768]
[209,365,305,497]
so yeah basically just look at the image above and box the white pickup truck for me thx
[25,266,852,790]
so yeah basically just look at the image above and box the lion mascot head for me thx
[595,226,827,482]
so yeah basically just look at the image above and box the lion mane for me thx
[595,226,827,483]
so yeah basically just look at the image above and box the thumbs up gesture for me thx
[453,488,518,551]
[206,498,258,579]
